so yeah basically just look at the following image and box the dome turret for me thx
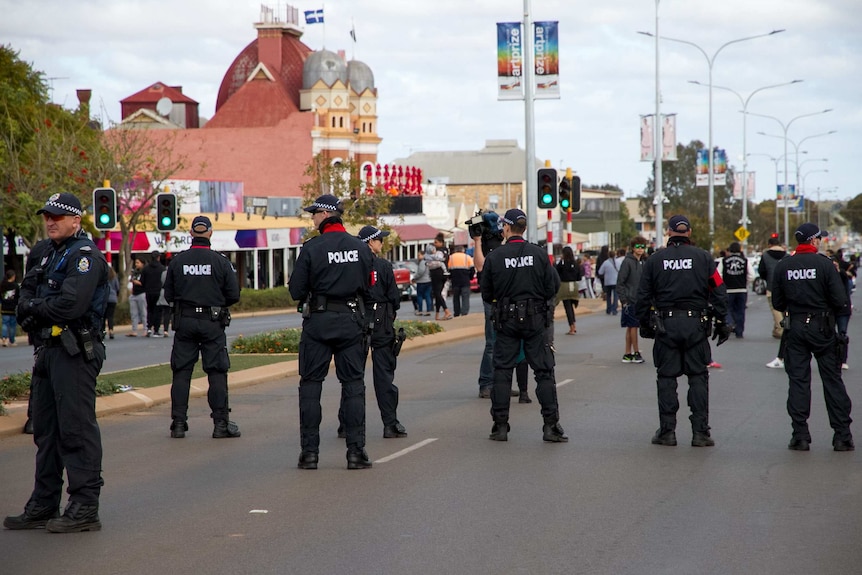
[302,49,348,89]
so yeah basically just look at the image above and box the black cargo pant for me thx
[490,309,560,426]
[170,311,231,422]
[299,310,367,453]
[652,313,711,434]
[784,315,852,442]
[338,319,399,429]
[30,340,106,508]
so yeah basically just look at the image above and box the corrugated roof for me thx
[121,82,198,105]
[392,140,539,185]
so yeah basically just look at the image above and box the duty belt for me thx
[180,304,212,317]
[659,308,703,318]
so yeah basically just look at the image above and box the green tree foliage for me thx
[839,194,862,235]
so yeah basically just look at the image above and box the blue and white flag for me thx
[304,9,324,24]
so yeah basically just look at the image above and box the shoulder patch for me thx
[77,257,92,274]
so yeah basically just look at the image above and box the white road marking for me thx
[556,378,574,388]
[374,438,438,464]
[249,510,269,514]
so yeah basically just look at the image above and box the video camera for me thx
[465,210,504,255]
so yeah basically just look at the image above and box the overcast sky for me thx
[3,0,860,209]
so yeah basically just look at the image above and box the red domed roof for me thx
[215,33,312,113]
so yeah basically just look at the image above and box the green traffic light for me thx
[161,216,173,227]
[99,213,111,225]
[542,193,553,204]
[561,198,570,209]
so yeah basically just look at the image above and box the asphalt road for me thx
[1,294,860,574]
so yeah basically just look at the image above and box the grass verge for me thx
[97,353,297,390]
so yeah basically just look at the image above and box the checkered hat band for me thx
[312,202,340,212]
[361,229,384,242]
[44,200,82,216]
[502,216,523,225]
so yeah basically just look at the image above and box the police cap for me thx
[667,214,691,233]
[303,194,344,214]
[357,225,390,243]
[36,192,83,217]
[794,222,827,243]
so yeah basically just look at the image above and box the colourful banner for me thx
[732,172,756,200]
[695,148,727,186]
[496,22,524,101]
[533,21,560,99]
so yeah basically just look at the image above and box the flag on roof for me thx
[304,9,324,24]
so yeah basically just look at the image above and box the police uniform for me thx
[288,194,373,469]
[479,209,566,442]
[4,193,109,533]
[635,215,728,447]
[163,215,241,439]
[771,223,853,451]
[341,225,407,438]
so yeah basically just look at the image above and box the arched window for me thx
[339,116,344,128]
[331,116,336,128]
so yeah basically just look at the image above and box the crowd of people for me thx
[2,192,857,535]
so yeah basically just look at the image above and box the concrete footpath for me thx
[0,298,603,438]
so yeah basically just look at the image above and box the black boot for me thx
[22,418,34,435]
[383,422,408,438]
[45,501,101,533]
[3,500,59,530]
[489,422,510,441]
[691,431,715,447]
[170,419,188,439]
[212,420,241,438]
[518,391,532,404]
[347,448,372,470]
[297,451,319,470]
[651,428,677,446]
[542,422,569,443]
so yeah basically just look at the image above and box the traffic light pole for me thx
[523,0,538,244]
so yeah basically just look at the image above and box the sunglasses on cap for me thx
[633,244,646,249]
[42,213,68,222]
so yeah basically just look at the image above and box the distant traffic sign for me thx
[734,226,750,242]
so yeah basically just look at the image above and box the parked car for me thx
[393,260,418,301]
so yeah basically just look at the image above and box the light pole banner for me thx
[776,184,796,201]
[714,149,727,186]
[661,114,677,161]
[696,148,728,186]
[496,22,524,101]
[696,149,709,185]
[533,21,560,99]
[640,114,655,162]
[733,172,757,199]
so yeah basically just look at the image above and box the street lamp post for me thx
[639,29,785,240]
[747,151,805,240]
[689,79,801,246]
[637,0,665,240]
[748,109,834,245]
[801,168,828,220]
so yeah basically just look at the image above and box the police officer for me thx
[771,222,853,451]
[352,225,407,438]
[479,208,566,443]
[635,215,729,448]
[164,215,241,440]
[288,194,373,470]
[4,193,109,533]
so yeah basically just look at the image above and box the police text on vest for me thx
[663,259,692,270]
[328,250,359,264]
[786,268,816,280]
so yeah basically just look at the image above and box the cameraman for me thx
[469,212,503,398]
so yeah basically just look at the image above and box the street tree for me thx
[299,155,399,249]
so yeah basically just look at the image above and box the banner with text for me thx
[533,21,560,99]
[497,22,524,100]
[696,148,728,186]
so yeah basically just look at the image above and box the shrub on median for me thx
[229,319,443,354]
[1,371,121,415]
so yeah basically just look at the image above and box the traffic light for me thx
[570,175,582,213]
[156,193,178,231]
[559,177,571,211]
[93,188,117,230]
[538,168,557,209]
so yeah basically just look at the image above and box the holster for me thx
[392,327,406,357]
[650,311,666,335]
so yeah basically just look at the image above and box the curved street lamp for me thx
[748,109,834,244]
[689,79,802,245]
[639,29,785,240]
